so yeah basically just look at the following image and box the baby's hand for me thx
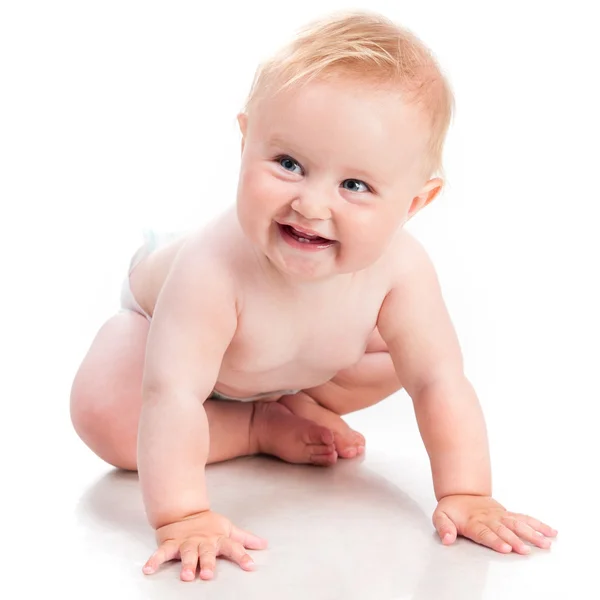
[432,495,557,555]
[142,510,268,581]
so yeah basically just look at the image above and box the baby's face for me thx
[236,77,439,280]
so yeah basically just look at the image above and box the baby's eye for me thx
[342,179,370,193]
[277,156,303,175]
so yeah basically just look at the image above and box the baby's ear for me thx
[407,178,443,220]
[237,113,248,152]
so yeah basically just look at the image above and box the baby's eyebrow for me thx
[343,167,384,185]
[266,135,310,162]
[267,135,296,151]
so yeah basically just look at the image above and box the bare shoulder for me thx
[382,227,438,288]
[380,227,446,319]
[378,229,462,395]
[133,211,243,318]
[159,222,244,311]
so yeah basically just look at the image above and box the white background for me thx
[1,1,598,598]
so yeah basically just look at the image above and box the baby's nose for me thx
[291,195,332,220]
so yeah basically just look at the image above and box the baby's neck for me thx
[259,252,357,296]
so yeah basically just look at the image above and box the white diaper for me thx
[120,229,183,321]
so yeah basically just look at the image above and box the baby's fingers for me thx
[218,537,256,571]
[198,543,218,580]
[229,524,268,550]
[502,516,552,550]
[512,513,558,538]
[143,540,179,575]
[491,522,533,555]
[432,509,457,545]
[466,521,513,554]
[179,541,200,581]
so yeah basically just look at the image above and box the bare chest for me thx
[221,287,384,391]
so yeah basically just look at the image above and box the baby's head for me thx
[235,11,454,280]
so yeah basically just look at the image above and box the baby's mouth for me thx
[282,225,332,244]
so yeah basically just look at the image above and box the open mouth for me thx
[277,224,336,250]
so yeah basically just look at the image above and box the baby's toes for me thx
[334,430,366,459]
[352,431,366,451]
[305,424,335,447]
[310,445,338,467]
[306,425,337,466]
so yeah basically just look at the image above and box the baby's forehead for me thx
[257,78,427,133]
[252,80,430,174]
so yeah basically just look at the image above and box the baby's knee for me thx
[70,374,110,446]
[70,371,138,470]
[70,375,108,439]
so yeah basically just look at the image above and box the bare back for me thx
[129,207,415,399]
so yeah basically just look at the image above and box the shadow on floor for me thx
[76,455,495,599]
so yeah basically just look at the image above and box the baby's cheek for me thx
[241,170,275,207]
[238,166,259,199]
[351,226,395,265]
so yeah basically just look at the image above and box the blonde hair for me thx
[243,10,455,178]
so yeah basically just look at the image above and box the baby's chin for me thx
[270,251,370,284]
[258,246,337,282]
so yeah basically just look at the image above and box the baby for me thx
[70,10,557,582]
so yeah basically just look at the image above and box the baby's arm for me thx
[139,239,236,526]
[138,238,266,579]
[377,238,556,554]
[377,240,491,500]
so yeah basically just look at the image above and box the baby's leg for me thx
[282,336,402,458]
[70,311,336,470]
[280,393,366,459]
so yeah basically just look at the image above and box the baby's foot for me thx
[250,401,338,467]
[333,428,366,460]
[278,394,366,460]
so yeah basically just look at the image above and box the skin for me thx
[70,77,557,582]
